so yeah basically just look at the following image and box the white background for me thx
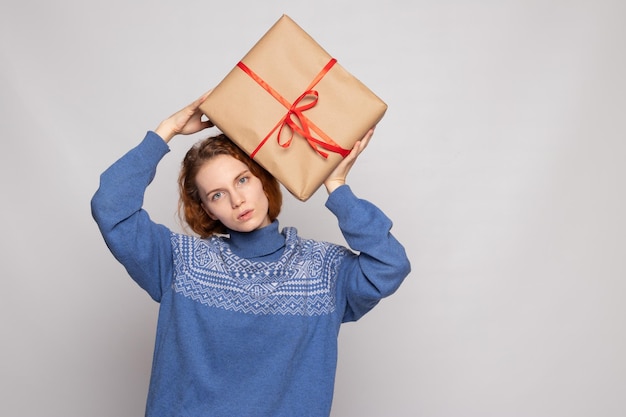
[1,0,625,416]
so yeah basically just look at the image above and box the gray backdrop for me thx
[1,0,625,416]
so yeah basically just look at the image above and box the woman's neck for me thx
[226,220,285,259]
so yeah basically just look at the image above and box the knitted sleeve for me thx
[91,131,174,302]
[325,185,411,322]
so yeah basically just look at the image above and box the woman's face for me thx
[195,154,271,233]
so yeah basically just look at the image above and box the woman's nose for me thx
[231,191,244,208]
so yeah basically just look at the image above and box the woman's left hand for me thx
[323,127,374,194]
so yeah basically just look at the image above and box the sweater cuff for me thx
[325,184,356,215]
[145,131,171,153]
[136,131,171,166]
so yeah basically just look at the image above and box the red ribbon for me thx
[237,59,350,159]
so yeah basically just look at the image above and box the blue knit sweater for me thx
[91,131,411,417]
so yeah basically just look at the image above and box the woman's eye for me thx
[211,192,223,201]
[238,176,248,185]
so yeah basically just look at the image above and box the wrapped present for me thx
[200,14,387,201]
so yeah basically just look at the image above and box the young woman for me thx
[91,93,411,417]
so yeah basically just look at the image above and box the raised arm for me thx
[91,94,213,301]
[323,128,411,322]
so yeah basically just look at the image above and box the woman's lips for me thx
[238,209,253,221]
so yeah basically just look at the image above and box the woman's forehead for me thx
[196,154,249,187]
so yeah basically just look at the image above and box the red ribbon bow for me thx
[237,59,350,159]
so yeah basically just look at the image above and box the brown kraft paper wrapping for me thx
[200,14,387,201]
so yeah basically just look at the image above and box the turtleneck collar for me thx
[226,220,285,259]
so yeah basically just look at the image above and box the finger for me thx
[189,90,213,111]
[353,128,373,154]
[342,141,360,163]
[199,89,213,102]
[351,133,370,157]
[361,128,374,148]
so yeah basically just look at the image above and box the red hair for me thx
[178,134,282,237]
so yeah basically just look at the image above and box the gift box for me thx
[200,14,387,201]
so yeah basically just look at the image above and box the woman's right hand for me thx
[155,91,213,143]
